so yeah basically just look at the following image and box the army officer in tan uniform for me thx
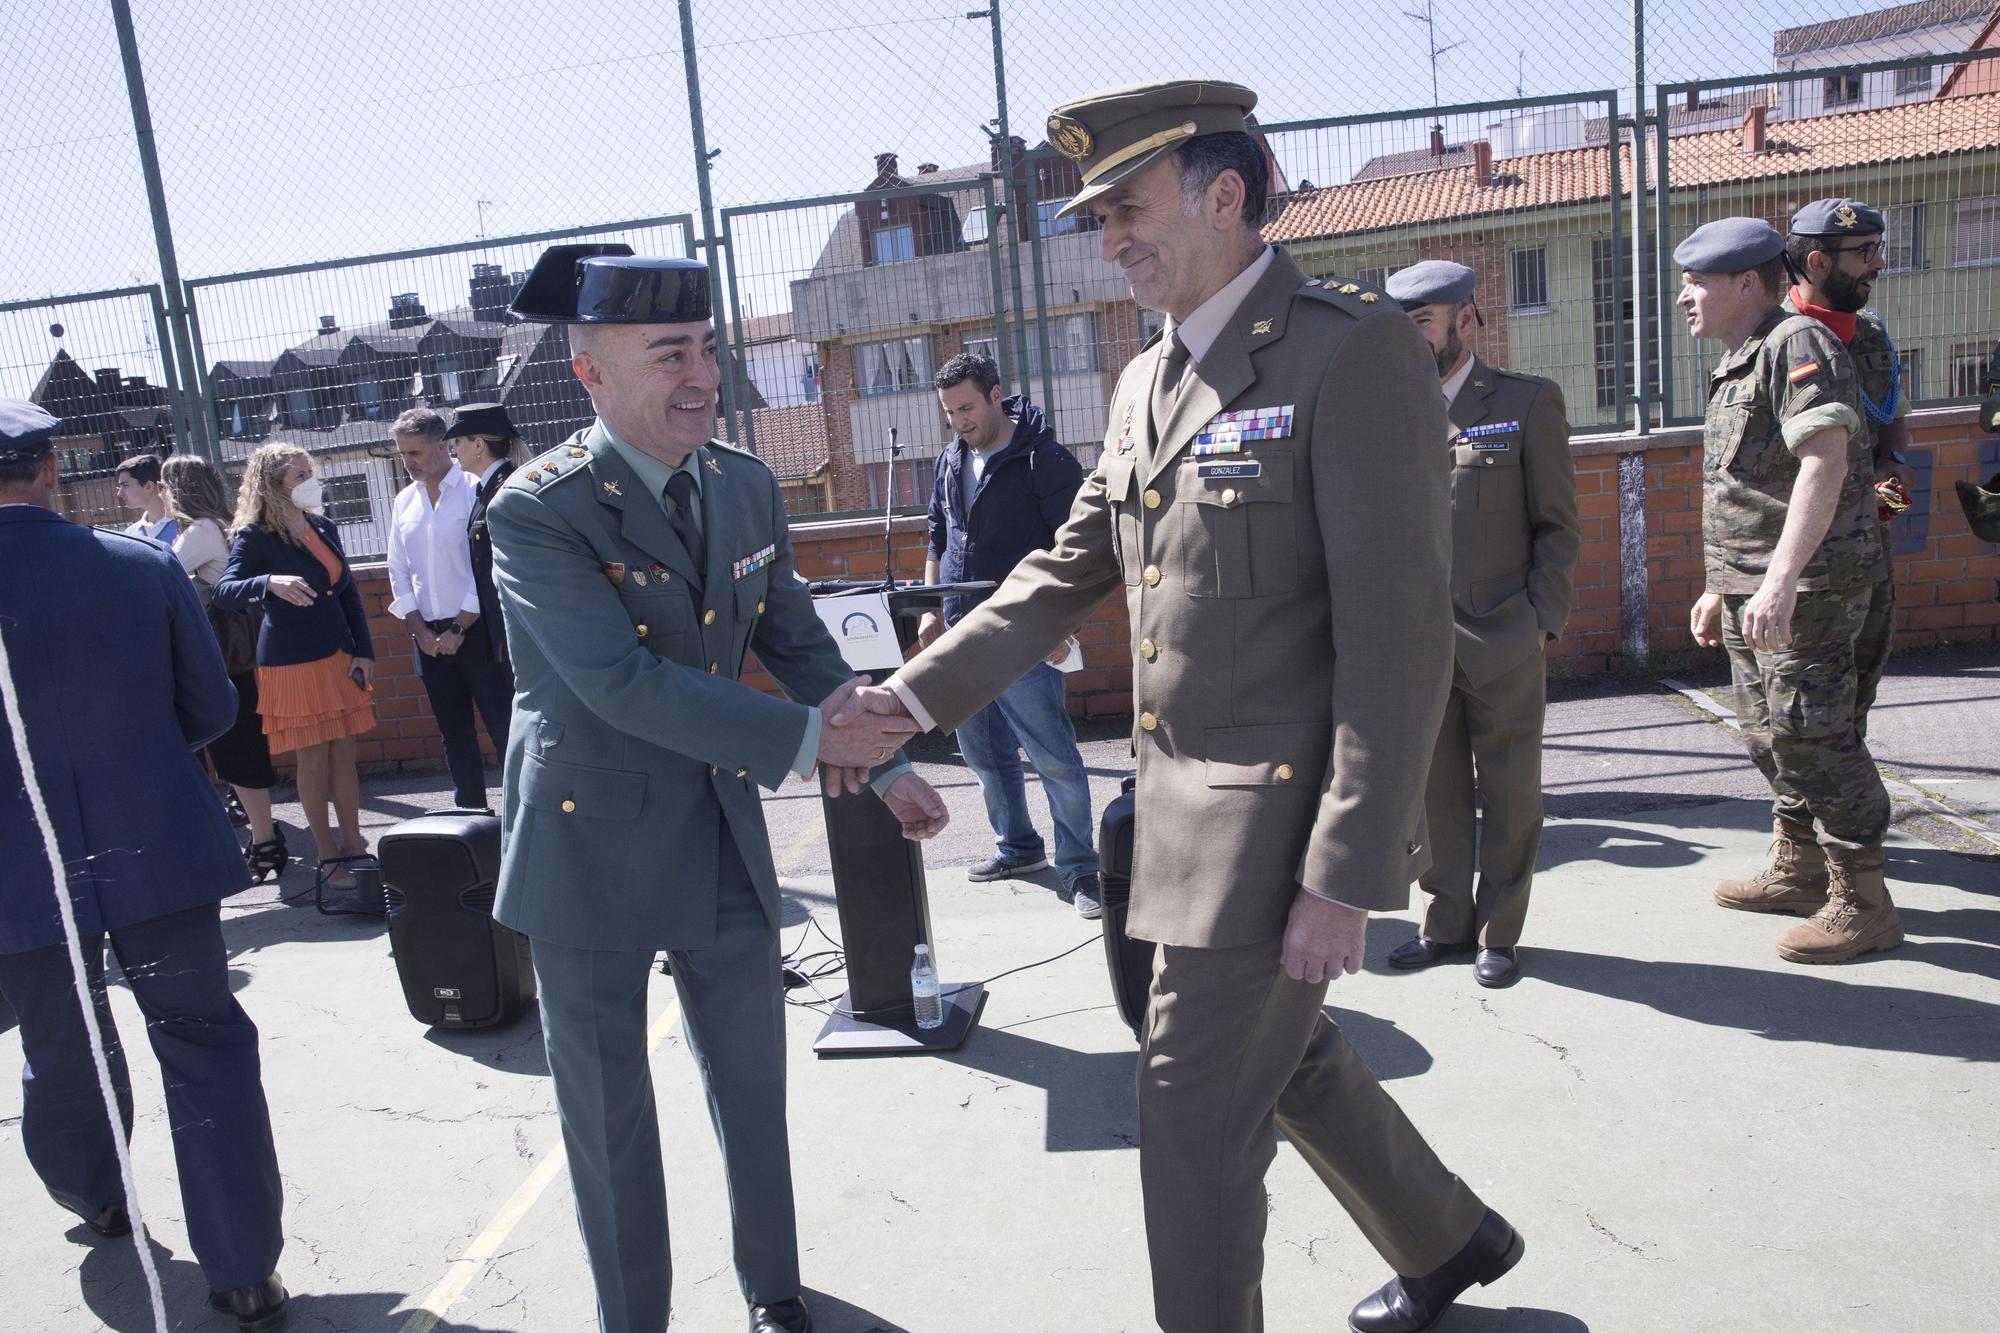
[837,81,1522,1333]
[1383,261,1578,989]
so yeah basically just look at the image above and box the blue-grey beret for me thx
[0,398,61,463]
[1789,197,1885,238]
[1673,217,1784,274]
[1385,260,1478,310]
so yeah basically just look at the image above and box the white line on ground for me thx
[397,994,684,1333]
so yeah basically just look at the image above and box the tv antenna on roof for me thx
[1402,1,1466,110]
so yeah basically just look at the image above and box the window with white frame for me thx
[1824,73,1862,107]
[1882,203,1925,273]
[1951,344,1990,397]
[871,226,916,265]
[855,335,932,396]
[964,314,1099,379]
[960,206,990,246]
[1509,247,1550,311]
[320,473,373,525]
[1894,64,1933,95]
[1953,196,2000,267]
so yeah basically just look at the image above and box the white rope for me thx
[0,619,169,1333]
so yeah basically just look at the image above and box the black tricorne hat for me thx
[509,244,712,324]
[445,403,517,441]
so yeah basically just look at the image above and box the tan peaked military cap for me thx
[1047,79,1257,219]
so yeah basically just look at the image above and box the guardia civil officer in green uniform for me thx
[1679,218,1900,965]
[845,81,1521,1333]
[1717,199,1908,919]
[486,246,947,1333]
[1381,261,1578,989]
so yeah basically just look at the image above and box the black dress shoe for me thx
[208,1275,288,1332]
[749,1296,813,1333]
[48,1189,130,1239]
[1348,1208,1524,1333]
[1474,947,1520,988]
[1385,937,1473,970]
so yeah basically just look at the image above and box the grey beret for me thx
[1789,197,1885,238]
[1385,260,1478,310]
[0,398,61,464]
[1673,217,1785,274]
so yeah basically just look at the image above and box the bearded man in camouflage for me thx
[1679,217,1900,966]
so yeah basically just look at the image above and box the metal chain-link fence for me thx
[6,0,1997,525]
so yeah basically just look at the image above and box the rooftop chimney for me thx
[387,292,428,329]
[917,162,939,175]
[1742,103,1767,153]
[1684,89,1700,112]
[1429,124,1446,157]
[875,152,899,180]
[318,315,339,334]
[1472,138,1494,187]
[469,262,514,322]
[95,368,123,394]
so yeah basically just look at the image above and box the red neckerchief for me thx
[1789,286,1857,344]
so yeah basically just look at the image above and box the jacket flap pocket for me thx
[1099,453,1136,502]
[1204,722,1315,788]
[520,752,646,820]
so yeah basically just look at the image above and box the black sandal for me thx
[245,830,289,884]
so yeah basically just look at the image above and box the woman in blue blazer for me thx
[215,445,377,884]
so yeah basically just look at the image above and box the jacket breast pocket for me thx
[1099,454,1141,586]
[1470,446,1524,513]
[519,752,646,821]
[623,588,696,656]
[1175,451,1297,599]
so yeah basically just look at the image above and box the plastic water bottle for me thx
[910,944,943,1030]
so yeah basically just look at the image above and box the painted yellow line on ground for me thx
[398,994,684,1333]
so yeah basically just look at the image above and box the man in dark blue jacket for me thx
[0,400,289,1332]
[918,353,1101,916]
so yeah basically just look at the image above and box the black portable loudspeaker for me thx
[1098,776,1157,1041]
[378,812,535,1029]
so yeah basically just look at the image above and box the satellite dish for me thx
[49,322,64,338]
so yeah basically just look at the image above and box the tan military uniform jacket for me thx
[1446,359,1579,686]
[896,249,1454,948]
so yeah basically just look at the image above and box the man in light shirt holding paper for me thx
[918,350,1101,918]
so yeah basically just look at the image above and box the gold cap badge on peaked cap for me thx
[1049,114,1093,160]
[1043,79,1258,220]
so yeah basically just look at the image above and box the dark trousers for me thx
[415,628,515,809]
[0,903,284,1291]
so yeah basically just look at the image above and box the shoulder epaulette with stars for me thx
[506,446,587,492]
[1296,275,1380,317]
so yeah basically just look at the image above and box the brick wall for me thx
[345,405,1995,773]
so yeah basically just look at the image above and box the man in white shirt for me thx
[115,453,179,545]
[385,407,509,810]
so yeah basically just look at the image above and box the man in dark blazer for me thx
[487,248,947,1333]
[0,399,289,1332]
[842,83,1520,1333]
[1385,261,1578,988]
[449,402,519,674]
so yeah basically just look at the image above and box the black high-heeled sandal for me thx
[244,830,288,885]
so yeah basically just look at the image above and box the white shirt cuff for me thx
[386,593,418,619]
[886,677,938,732]
[790,707,821,781]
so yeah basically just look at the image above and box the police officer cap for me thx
[445,403,516,441]
[1673,217,1784,274]
[1385,260,1478,310]
[1789,197,1885,238]
[1046,79,1257,220]
[510,243,712,324]
[0,398,61,464]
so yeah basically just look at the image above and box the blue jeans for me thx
[955,662,1098,886]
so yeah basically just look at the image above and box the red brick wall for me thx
[344,405,1995,773]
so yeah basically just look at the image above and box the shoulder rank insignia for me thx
[602,480,623,497]
[1251,319,1273,336]
[1339,283,1360,295]
[569,448,587,458]
[1360,292,1379,303]
[1305,278,1323,288]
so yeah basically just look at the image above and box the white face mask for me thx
[290,476,324,511]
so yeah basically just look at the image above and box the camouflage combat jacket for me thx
[1702,307,1883,595]
[1781,297,1902,461]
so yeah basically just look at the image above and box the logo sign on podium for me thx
[813,590,902,671]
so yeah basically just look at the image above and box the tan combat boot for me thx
[1714,818,1828,915]
[1776,846,1903,964]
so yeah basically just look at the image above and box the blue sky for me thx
[0,0,1934,396]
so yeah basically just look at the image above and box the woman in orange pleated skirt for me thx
[215,445,379,886]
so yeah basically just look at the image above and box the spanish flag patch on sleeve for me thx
[1788,360,1821,384]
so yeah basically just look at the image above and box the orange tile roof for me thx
[719,402,828,480]
[1265,89,2000,244]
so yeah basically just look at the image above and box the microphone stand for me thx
[881,425,900,590]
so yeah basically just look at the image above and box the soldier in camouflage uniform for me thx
[1678,217,1900,965]
[1712,199,1907,920]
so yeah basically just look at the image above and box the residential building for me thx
[28,351,174,527]
[1775,0,1993,117]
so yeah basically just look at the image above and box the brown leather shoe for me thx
[1777,847,1902,964]
[1715,818,1828,915]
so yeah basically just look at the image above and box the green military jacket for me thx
[1702,308,1883,595]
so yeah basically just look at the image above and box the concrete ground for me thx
[4,645,1997,1333]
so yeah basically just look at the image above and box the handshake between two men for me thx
[813,677,950,841]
